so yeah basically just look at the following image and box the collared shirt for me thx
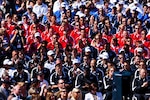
[33,3,48,18]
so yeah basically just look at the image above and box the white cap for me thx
[98,54,103,59]
[119,48,125,53]
[118,1,124,5]
[72,6,78,9]
[137,47,143,53]
[102,52,109,59]
[72,59,80,64]
[3,59,13,65]
[27,5,32,9]
[12,97,19,100]
[17,21,23,25]
[134,0,138,4]
[147,3,150,7]
[66,6,70,10]
[34,32,40,38]
[47,50,55,56]
[85,46,91,52]
[97,5,103,9]
[61,2,66,8]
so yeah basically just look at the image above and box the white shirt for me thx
[40,79,49,87]
[128,3,143,14]
[85,92,103,100]
[44,61,56,73]
[53,0,61,13]
[76,11,85,17]
[33,3,48,18]
[0,68,16,78]
[72,1,84,10]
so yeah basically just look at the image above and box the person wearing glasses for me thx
[57,88,68,100]
[130,24,141,46]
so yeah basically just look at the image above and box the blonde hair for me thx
[31,94,41,100]
[70,88,82,100]
[17,82,25,87]
[106,65,115,75]
[28,87,38,95]
[46,92,55,100]
[0,28,5,35]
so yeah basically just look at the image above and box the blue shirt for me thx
[137,13,149,22]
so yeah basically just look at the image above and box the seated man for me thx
[50,64,71,92]
[12,62,29,84]
[132,68,150,100]
[75,67,98,95]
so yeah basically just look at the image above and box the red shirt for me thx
[47,42,55,50]
[6,23,15,36]
[111,45,120,54]
[146,33,150,41]
[130,32,141,44]
[51,24,60,33]
[102,33,113,43]
[74,44,83,54]
[58,36,74,49]
[70,29,81,40]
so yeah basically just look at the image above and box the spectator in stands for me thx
[0,71,11,99]
[134,60,147,78]
[75,67,98,97]
[130,55,142,73]
[37,71,49,87]
[44,50,56,74]
[90,59,104,92]
[45,92,56,100]
[32,0,48,20]
[51,78,66,93]
[57,88,68,100]
[132,68,149,100]
[103,65,115,100]
[31,61,50,82]
[0,59,14,78]
[84,83,103,100]
[0,0,149,99]
[69,88,82,100]
[50,64,71,91]
[12,62,29,83]
[7,84,23,100]
[116,53,125,71]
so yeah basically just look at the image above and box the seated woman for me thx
[103,65,115,100]
[84,83,103,100]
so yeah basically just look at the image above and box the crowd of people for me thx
[0,0,150,100]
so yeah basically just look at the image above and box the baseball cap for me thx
[3,59,13,66]
[85,46,91,52]
[118,1,124,5]
[17,21,23,25]
[61,2,66,8]
[101,52,109,59]
[137,47,143,53]
[72,59,80,64]
[47,50,55,56]
[34,32,41,38]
